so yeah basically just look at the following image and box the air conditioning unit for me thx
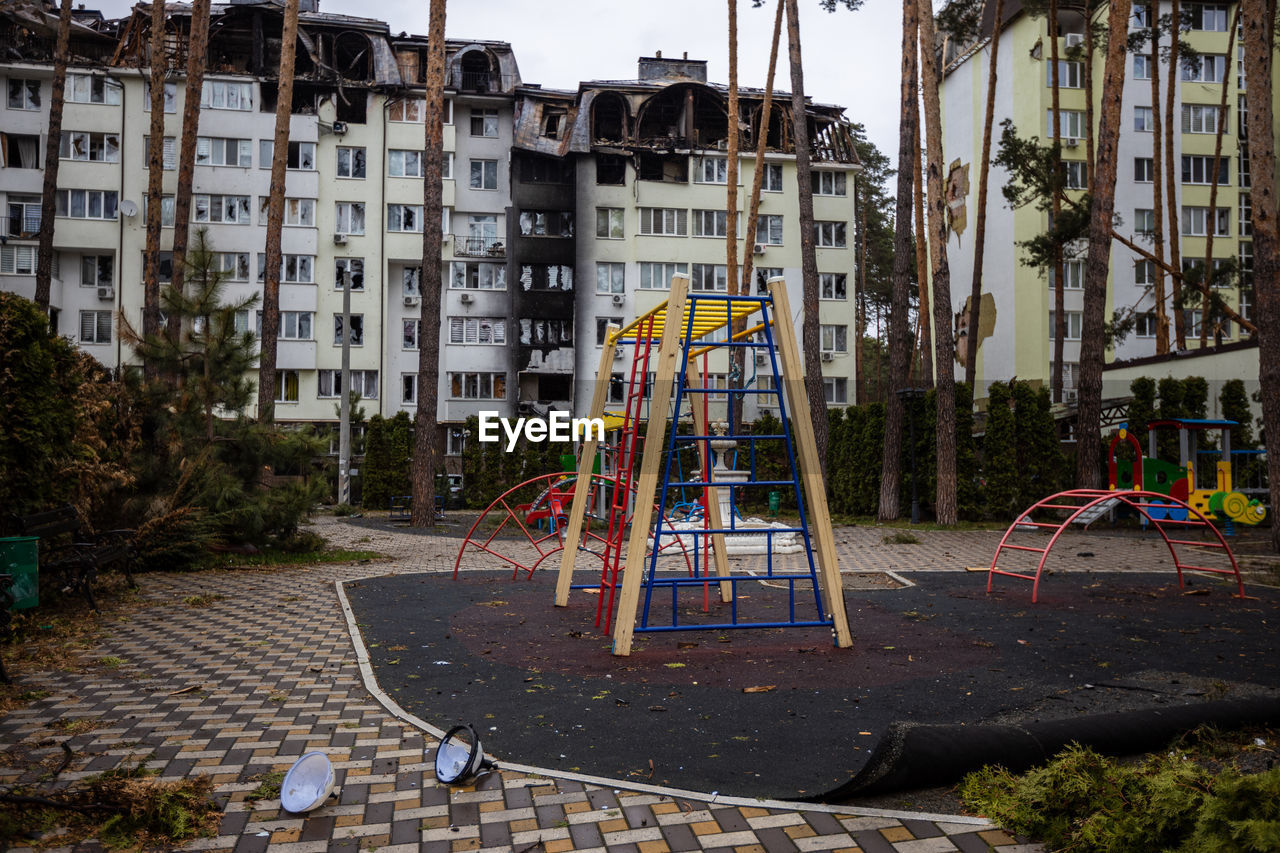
[331,120,348,134]
[96,285,115,300]
[613,349,625,360]
[755,352,767,366]
[403,294,420,307]
[1063,138,1080,148]
[459,292,474,303]
[333,233,348,245]
[1065,388,1079,403]
[821,352,835,362]
[753,243,766,255]
[611,293,624,305]
[1064,33,1084,48]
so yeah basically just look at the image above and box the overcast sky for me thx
[89,0,905,169]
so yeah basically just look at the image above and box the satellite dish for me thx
[119,200,138,217]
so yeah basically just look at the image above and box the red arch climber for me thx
[987,489,1245,602]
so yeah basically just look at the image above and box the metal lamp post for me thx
[338,269,352,507]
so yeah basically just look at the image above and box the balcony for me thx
[2,214,42,240]
[455,71,514,94]
[453,235,505,259]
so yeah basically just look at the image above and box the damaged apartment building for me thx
[1,0,862,461]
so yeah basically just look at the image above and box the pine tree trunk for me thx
[1049,0,1066,401]
[257,0,301,423]
[1167,0,1187,348]
[410,0,449,527]
[169,0,212,343]
[966,0,1004,392]
[35,0,73,311]
[143,0,167,368]
[726,0,743,430]
[784,0,829,466]
[1240,0,1280,551]
[912,96,933,388]
[916,0,957,525]
[1077,0,1133,490]
[879,0,920,522]
[1202,3,1241,347]
[1150,10,1170,354]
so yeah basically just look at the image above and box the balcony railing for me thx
[454,235,505,258]
[456,71,514,94]
[2,214,42,240]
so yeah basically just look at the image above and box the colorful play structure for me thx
[454,275,851,656]
[987,418,1263,602]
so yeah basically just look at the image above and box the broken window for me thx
[470,159,498,189]
[449,372,506,399]
[3,133,40,168]
[80,254,113,288]
[458,50,496,92]
[451,261,506,290]
[820,273,847,300]
[596,154,626,185]
[637,152,687,183]
[390,98,425,123]
[519,264,573,291]
[67,74,121,105]
[522,156,573,184]
[542,108,566,139]
[388,149,424,178]
[518,210,574,237]
[336,92,368,125]
[470,108,499,138]
[334,313,365,346]
[7,79,40,110]
[143,136,177,170]
[761,162,783,192]
[756,214,783,245]
[396,49,423,84]
[217,253,251,281]
[200,137,252,167]
[813,221,847,248]
[403,267,421,296]
[520,318,573,345]
[335,258,364,290]
[201,80,252,110]
[591,94,628,142]
[337,146,366,178]
[336,202,366,235]
[387,204,423,232]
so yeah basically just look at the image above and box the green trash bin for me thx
[0,536,39,610]
[768,491,781,517]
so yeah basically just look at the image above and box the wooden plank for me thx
[555,324,620,606]
[766,278,853,648]
[688,353,733,603]
[612,275,690,656]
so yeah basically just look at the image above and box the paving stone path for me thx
[7,513,1211,852]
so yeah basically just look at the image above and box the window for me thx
[288,141,315,170]
[754,267,784,294]
[762,162,784,192]
[151,251,174,282]
[257,254,315,283]
[194,194,250,224]
[447,425,467,455]
[1063,160,1088,190]
[1135,157,1154,182]
[144,193,175,227]
[1134,106,1154,132]
[523,318,573,345]
[1240,241,1254,287]
[542,108,566,139]
[441,153,454,180]
[450,261,506,289]
[693,209,731,238]
[820,324,848,353]
[1183,257,1233,287]
[1182,155,1229,185]
[286,198,315,227]
[1182,206,1230,237]
[142,135,176,170]
[814,221,847,247]
[638,207,687,236]
[1240,193,1252,237]
[639,261,688,290]
[198,137,251,167]
[336,146,366,178]
[7,78,40,110]
[74,254,111,288]
[0,245,36,275]
[449,372,506,399]
[401,374,417,406]
[390,98,425,122]
[402,319,420,350]
[1135,259,1154,286]
[1188,3,1229,31]
[275,370,299,403]
[1182,104,1224,134]
[1134,208,1155,234]
[79,310,112,344]
[448,316,506,345]
[596,207,624,239]
[1181,55,1227,83]
[1134,54,1152,80]
[470,108,499,137]
[1046,60,1084,88]
[67,74,121,105]
[1132,4,1151,27]
[318,370,378,399]
[335,258,364,290]
[56,189,118,220]
[1047,109,1086,139]
[596,262,625,294]
[519,210,574,237]
[756,214,784,245]
[1240,286,1253,322]
[1135,312,1157,338]
[819,272,847,300]
[811,170,846,196]
[2,133,40,168]
[1239,148,1252,188]
[1061,259,1084,289]
[469,159,498,190]
[6,196,40,236]
[216,252,250,281]
[335,202,366,235]
[1048,311,1083,340]
[333,313,364,346]
[596,317,623,346]
[60,131,120,162]
[388,204,424,232]
[388,149,424,178]
[277,311,313,339]
[200,80,252,110]
[824,377,848,405]
[690,263,727,292]
[694,157,728,184]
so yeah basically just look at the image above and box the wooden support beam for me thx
[688,353,733,603]
[555,324,619,606]
[612,275,691,656]
[766,278,853,648]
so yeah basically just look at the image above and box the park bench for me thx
[12,505,136,612]
[387,495,444,522]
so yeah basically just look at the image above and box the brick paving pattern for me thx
[7,514,1209,852]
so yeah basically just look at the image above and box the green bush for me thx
[983,382,1019,521]
[1128,377,1157,449]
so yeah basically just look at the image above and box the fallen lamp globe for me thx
[279,751,336,813]
[435,724,494,784]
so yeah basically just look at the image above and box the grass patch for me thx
[882,531,921,545]
[245,770,285,803]
[216,548,381,569]
[182,593,226,607]
[47,717,106,736]
[97,656,125,669]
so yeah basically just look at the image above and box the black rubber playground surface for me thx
[345,569,1280,800]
